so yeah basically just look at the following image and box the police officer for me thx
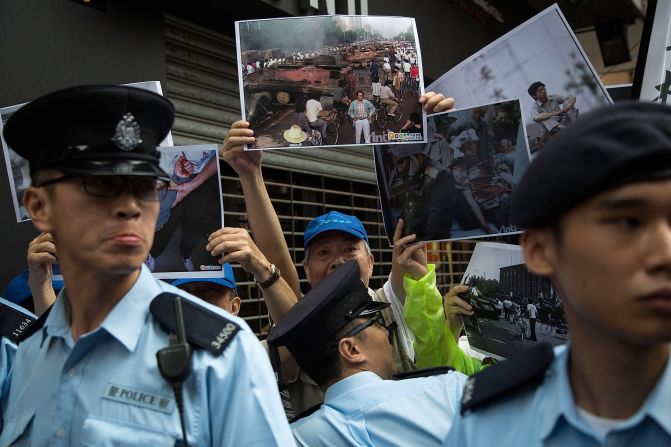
[0,85,294,446]
[268,260,467,446]
[445,102,671,445]
[0,297,37,428]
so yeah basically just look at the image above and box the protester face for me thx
[527,180,671,344]
[29,176,159,276]
[305,231,374,288]
[462,141,478,161]
[357,92,364,102]
[178,282,240,315]
[534,85,547,101]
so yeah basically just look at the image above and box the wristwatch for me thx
[255,264,281,289]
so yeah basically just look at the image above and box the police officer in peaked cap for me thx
[0,85,294,446]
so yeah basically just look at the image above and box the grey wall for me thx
[0,0,167,290]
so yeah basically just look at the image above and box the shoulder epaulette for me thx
[289,403,322,424]
[150,292,241,356]
[392,365,455,380]
[460,343,554,415]
[0,302,40,343]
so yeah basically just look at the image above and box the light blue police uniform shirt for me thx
[0,265,295,446]
[444,344,671,446]
[291,370,467,446]
[0,297,36,428]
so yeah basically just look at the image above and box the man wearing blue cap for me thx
[217,91,458,416]
[172,263,241,316]
[0,85,293,446]
[268,261,467,446]
[445,101,671,446]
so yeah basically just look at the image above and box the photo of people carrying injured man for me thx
[460,242,568,360]
[427,4,611,157]
[236,15,426,150]
[374,99,529,244]
[144,144,225,279]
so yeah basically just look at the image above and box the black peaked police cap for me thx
[511,101,671,229]
[3,85,174,181]
[267,260,389,349]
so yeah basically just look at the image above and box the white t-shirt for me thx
[576,407,634,439]
[306,99,323,123]
[527,303,538,319]
[372,82,382,96]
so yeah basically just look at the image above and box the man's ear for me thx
[23,186,54,233]
[338,336,366,366]
[229,296,241,316]
[520,229,557,277]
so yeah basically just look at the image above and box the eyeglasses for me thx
[38,175,169,202]
[340,312,387,339]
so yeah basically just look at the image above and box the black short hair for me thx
[385,80,392,87]
[295,102,306,113]
[528,82,545,99]
[290,338,341,387]
[356,90,365,97]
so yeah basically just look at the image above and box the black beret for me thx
[3,85,174,180]
[267,260,388,348]
[511,101,671,228]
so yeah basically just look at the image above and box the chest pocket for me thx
[0,411,35,447]
[81,416,178,447]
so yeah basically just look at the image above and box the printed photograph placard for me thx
[145,144,225,279]
[632,0,671,104]
[374,99,528,244]
[0,81,173,223]
[428,4,612,157]
[236,15,427,150]
[460,242,568,360]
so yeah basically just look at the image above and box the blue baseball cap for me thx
[171,263,237,291]
[304,211,369,249]
[3,270,65,305]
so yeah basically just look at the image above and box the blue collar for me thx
[324,371,383,403]
[539,344,671,441]
[42,265,159,352]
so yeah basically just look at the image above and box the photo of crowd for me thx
[375,99,528,244]
[428,4,611,156]
[145,145,224,279]
[236,15,427,149]
[460,242,568,360]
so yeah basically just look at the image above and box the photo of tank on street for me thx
[236,15,427,149]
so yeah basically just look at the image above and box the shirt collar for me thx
[643,347,671,435]
[42,265,160,352]
[540,344,671,440]
[538,344,571,440]
[324,371,382,403]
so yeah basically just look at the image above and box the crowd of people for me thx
[0,77,670,447]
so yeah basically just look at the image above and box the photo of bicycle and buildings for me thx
[461,242,568,360]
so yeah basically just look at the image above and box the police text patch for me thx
[103,384,175,414]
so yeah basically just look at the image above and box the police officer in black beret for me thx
[0,85,293,446]
[446,101,671,445]
[268,260,467,446]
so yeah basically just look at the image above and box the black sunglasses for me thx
[340,312,387,339]
[37,175,169,202]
